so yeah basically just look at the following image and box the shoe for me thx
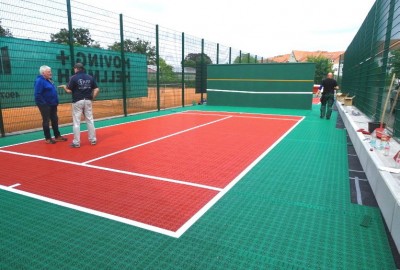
[326,117,330,120]
[45,139,56,144]
[55,136,68,142]
[320,115,324,118]
[90,140,97,146]
[70,143,80,148]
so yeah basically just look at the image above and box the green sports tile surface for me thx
[0,105,396,269]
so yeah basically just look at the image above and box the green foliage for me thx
[306,55,333,83]
[390,49,400,78]
[183,53,212,68]
[50,28,98,48]
[233,54,257,64]
[147,58,178,84]
[108,38,156,65]
[0,19,12,37]
[159,58,178,83]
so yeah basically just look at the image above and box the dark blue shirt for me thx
[34,75,59,106]
[67,71,98,103]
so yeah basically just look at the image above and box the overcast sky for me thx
[83,0,375,58]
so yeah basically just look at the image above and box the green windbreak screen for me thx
[0,37,147,108]
[207,63,315,92]
[206,63,315,109]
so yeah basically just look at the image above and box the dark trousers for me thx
[37,105,61,139]
[320,94,335,118]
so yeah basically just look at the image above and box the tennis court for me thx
[0,105,397,269]
[0,111,302,238]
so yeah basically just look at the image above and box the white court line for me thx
[183,109,302,118]
[83,115,232,164]
[182,111,301,121]
[0,111,186,149]
[0,184,179,238]
[0,149,222,192]
[174,115,305,237]
[207,89,310,95]
[9,183,21,188]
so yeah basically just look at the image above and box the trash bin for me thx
[313,84,320,94]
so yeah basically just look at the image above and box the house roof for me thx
[266,50,344,64]
[265,54,291,63]
[292,50,343,64]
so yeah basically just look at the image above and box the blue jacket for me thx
[34,75,59,106]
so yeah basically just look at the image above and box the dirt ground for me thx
[1,87,206,135]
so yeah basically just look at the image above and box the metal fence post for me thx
[201,38,204,103]
[156,24,160,111]
[119,14,127,116]
[216,43,219,64]
[0,101,5,137]
[181,32,185,107]
[66,0,75,67]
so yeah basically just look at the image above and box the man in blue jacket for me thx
[34,65,67,144]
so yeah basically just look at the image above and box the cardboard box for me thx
[344,96,355,106]
[336,93,347,102]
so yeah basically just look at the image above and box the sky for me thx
[82,0,376,58]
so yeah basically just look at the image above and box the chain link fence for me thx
[339,0,400,139]
[0,0,261,136]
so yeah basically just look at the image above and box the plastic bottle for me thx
[370,132,376,148]
[396,153,400,168]
[383,141,390,156]
[378,139,384,150]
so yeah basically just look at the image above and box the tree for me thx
[306,55,333,84]
[0,19,13,37]
[108,38,156,64]
[233,54,257,64]
[159,58,178,82]
[183,53,212,68]
[390,49,400,79]
[50,28,99,48]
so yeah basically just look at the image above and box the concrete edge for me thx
[336,101,400,253]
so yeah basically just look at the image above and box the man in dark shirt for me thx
[60,63,99,148]
[317,72,339,120]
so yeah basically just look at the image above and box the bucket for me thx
[368,122,385,134]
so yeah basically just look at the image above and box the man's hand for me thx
[58,85,72,93]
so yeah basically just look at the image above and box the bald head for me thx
[327,72,333,79]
